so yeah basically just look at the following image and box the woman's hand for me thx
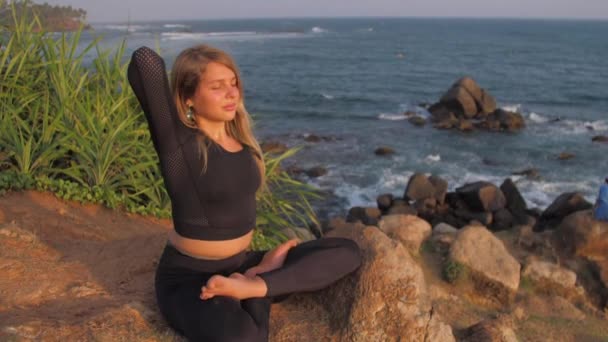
[244,238,300,277]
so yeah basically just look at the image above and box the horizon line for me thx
[89,15,608,24]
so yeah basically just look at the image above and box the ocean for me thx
[84,18,608,216]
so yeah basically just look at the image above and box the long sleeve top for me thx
[127,46,260,240]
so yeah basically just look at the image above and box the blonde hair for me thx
[170,44,265,189]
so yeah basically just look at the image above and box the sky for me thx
[40,0,608,23]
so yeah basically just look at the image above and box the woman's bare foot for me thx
[200,273,268,300]
[244,239,300,278]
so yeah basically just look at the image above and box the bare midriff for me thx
[168,228,254,260]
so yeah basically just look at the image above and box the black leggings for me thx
[155,237,362,342]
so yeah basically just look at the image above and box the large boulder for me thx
[378,214,432,256]
[404,173,435,201]
[324,223,455,341]
[556,210,608,259]
[346,207,381,226]
[440,82,479,118]
[538,192,593,230]
[494,109,526,132]
[449,225,521,305]
[500,178,528,224]
[522,259,582,298]
[456,181,507,212]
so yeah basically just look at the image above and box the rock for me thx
[491,208,514,231]
[500,178,528,224]
[476,115,502,131]
[512,168,540,180]
[378,214,432,255]
[494,109,525,132]
[478,89,497,115]
[386,204,418,216]
[376,193,394,213]
[431,109,459,130]
[558,152,575,160]
[305,166,328,178]
[280,227,316,242]
[325,224,455,341]
[457,119,474,132]
[440,85,479,118]
[556,210,608,258]
[346,207,382,226]
[454,209,493,226]
[404,173,435,201]
[592,135,608,143]
[454,77,483,104]
[433,222,459,235]
[522,259,580,297]
[408,115,426,126]
[261,141,288,154]
[374,146,395,156]
[449,225,521,305]
[429,175,448,204]
[303,134,321,142]
[456,181,507,212]
[460,316,518,342]
[538,192,592,230]
[403,111,417,117]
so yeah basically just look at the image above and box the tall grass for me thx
[0,4,321,249]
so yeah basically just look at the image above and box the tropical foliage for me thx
[0,4,321,249]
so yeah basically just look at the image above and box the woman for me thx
[127,45,362,342]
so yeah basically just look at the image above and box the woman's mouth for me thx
[223,104,236,111]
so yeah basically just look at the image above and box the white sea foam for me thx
[528,112,549,123]
[557,119,608,134]
[311,26,327,33]
[164,24,189,28]
[103,24,147,32]
[500,104,522,113]
[321,93,334,100]
[378,113,407,121]
[424,154,441,163]
[161,31,257,40]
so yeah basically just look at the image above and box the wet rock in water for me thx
[303,134,322,142]
[430,108,459,130]
[500,178,528,224]
[305,166,328,178]
[346,206,381,226]
[440,82,479,118]
[457,118,474,132]
[493,108,526,132]
[429,175,448,204]
[449,225,521,305]
[376,193,394,213]
[592,135,608,143]
[374,146,395,156]
[456,181,507,212]
[378,214,432,256]
[408,115,426,126]
[325,223,455,341]
[557,152,575,160]
[261,141,288,154]
[537,192,592,231]
[404,173,435,201]
[512,168,540,180]
[403,110,417,117]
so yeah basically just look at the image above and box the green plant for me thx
[443,259,467,283]
[0,2,323,251]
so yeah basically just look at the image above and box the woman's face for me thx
[187,61,240,122]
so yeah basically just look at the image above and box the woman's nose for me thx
[227,86,239,99]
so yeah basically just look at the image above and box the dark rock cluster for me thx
[426,77,526,133]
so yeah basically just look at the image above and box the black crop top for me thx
[127,46,261,241]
